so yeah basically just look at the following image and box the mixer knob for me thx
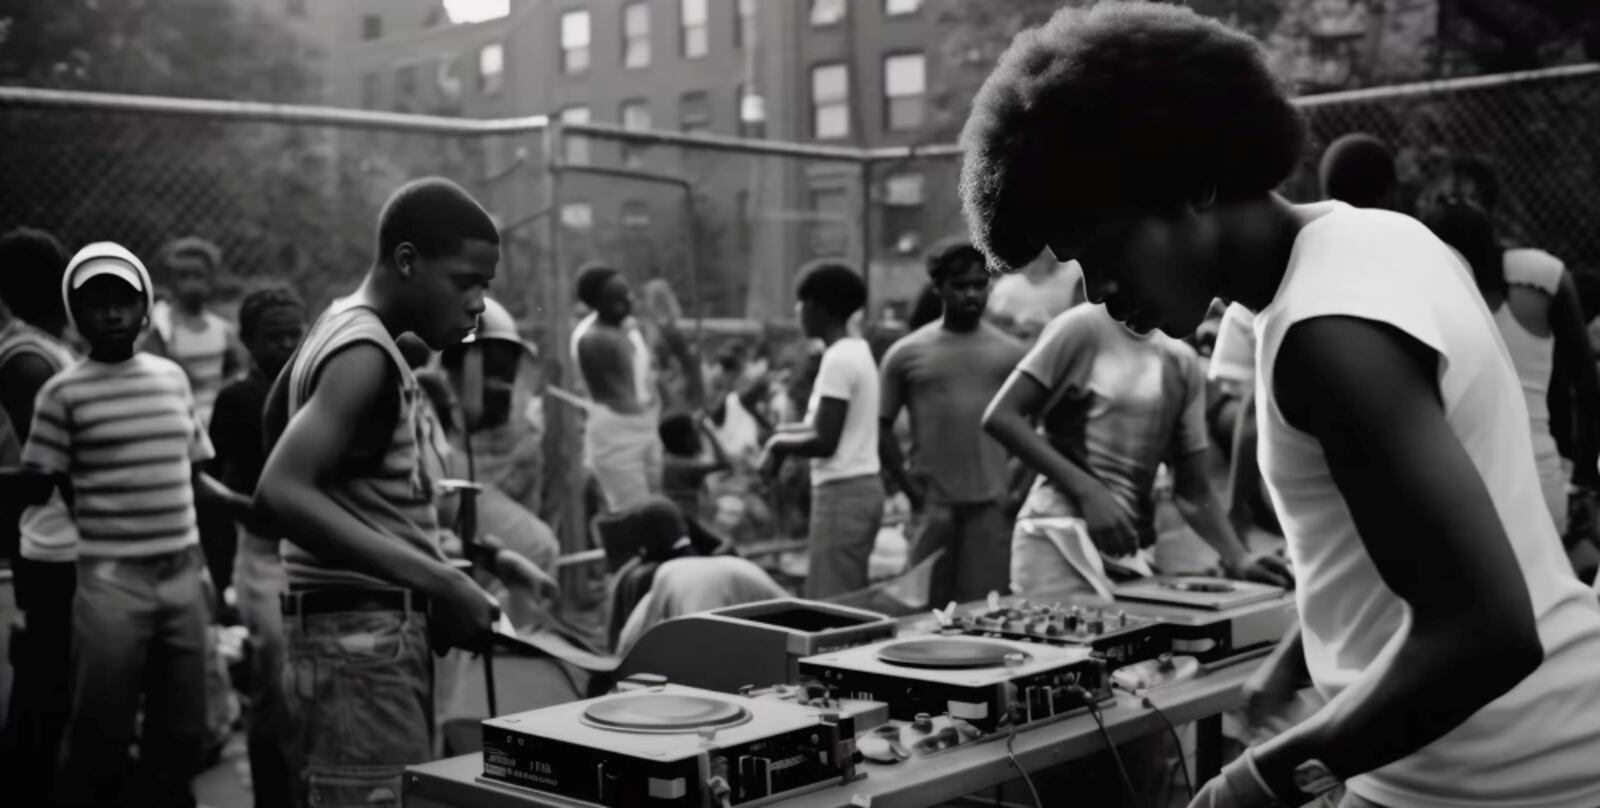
[912,713,934,733]
[1117,610,1128,628]
[1087,619,1104,634]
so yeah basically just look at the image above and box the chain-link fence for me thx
[3,62,1597,569]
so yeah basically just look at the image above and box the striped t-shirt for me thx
[158,305,234,430]
[279,300,445,591]
[22,353,214,558]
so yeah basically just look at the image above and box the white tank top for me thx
[1255,204,1600,808]
[1493,248,1564,458]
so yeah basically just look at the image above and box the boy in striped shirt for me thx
[4,241,247,807]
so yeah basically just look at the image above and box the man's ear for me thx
[393,242,418,277]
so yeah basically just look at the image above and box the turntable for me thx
[1113,575,1283,610]
[481,683,857,806]
[797,635,1109,733]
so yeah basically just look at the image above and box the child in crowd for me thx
[760,263,882,599]
[659,410,731,521]
[4,241,248,807]
[207,284,307,808]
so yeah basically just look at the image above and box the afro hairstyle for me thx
[794,261,866,321]
[657,410,702,457]
[0,226,70,327]
[924,238,987,285]
[1318,133,1397,208]
[958,1,1305,272]
[237,284,306,342]
[575,262,623,310]
[376,177,500,267]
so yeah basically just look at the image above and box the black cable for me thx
[1005,722,1043,808]
[1141,692,1196,802]
[483,639,498,717]
[1072,686,1142,808]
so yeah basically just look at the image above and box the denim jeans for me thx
[56,546,209,808]
[805,474,886,600]
[281,603,433,808]
[234,529,290,808]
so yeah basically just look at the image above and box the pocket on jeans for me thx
[325,615,411,668]
[307,768,403,807]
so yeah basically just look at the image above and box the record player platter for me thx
[875,637,1033,669]
[580,692,752,733]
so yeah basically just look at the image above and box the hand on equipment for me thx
[1080,484,1141,557]
[429,567,501,656]
[1224,550,1295,589]
[1187,749,1283,808]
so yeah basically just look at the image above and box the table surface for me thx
[406,590,1286,808]
[406,657,1262,808]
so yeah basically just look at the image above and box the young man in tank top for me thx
[960,4,1600,806]
[572,262,664,512]
[256,177,502,808]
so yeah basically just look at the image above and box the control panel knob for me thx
[912,713,934,733]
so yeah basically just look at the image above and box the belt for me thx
[280,588,428,617]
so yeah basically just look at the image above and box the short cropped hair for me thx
[1421,201,1504,297]
[0,227,69,323]
[238,284,306,342]
[160,235,223,273]
[575,262,622,310]
[959,1,1305,271]
[376,177,499,265]
[925,239,986,285]
[1319,134,1397,208]
[657,411,701,457]
[794,261,866,320]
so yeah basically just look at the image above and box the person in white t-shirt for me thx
[958,3,1600,807]
[760,262,882,599]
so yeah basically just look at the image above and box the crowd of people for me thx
[1,3,1599,808]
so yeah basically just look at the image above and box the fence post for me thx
[541,121,589,601]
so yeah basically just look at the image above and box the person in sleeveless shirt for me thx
[958,4,1600,807]
[1421,201,1600,578]
[0,227,79,798]
[255,178,502,808]
[572,263,665,512]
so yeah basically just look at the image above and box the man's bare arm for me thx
[255,343,457,595]
[1250,316,1544,796]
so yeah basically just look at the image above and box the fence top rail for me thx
[2,61,1594,153]
[0,85,550,135]
[1293,62,1600,108]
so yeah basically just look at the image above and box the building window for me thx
[622,200,653,229]
[738,83,765,138]
[560,10,591,74]
[884,0,921,16]
[623,3,651,69]
[810,0,846,27]
[395,64,417,101]
[362,14,382,40]
[681,0,708,59]
[811,63,849,140]
[620,99,652,168]
[479,43,504,94]
[360,72,381,109]
[680,91,711,134]
[437,55,464,100]
[560,202,594,232]
[883,52,925,131]
[734,0,754,48]
[560,106,591,165]
[882,173,925,249]
[809,187,849,256]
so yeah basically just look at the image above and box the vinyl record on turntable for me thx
[580,691,752,733]
[1113,575,1284,610]
[876,638,1031,669]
